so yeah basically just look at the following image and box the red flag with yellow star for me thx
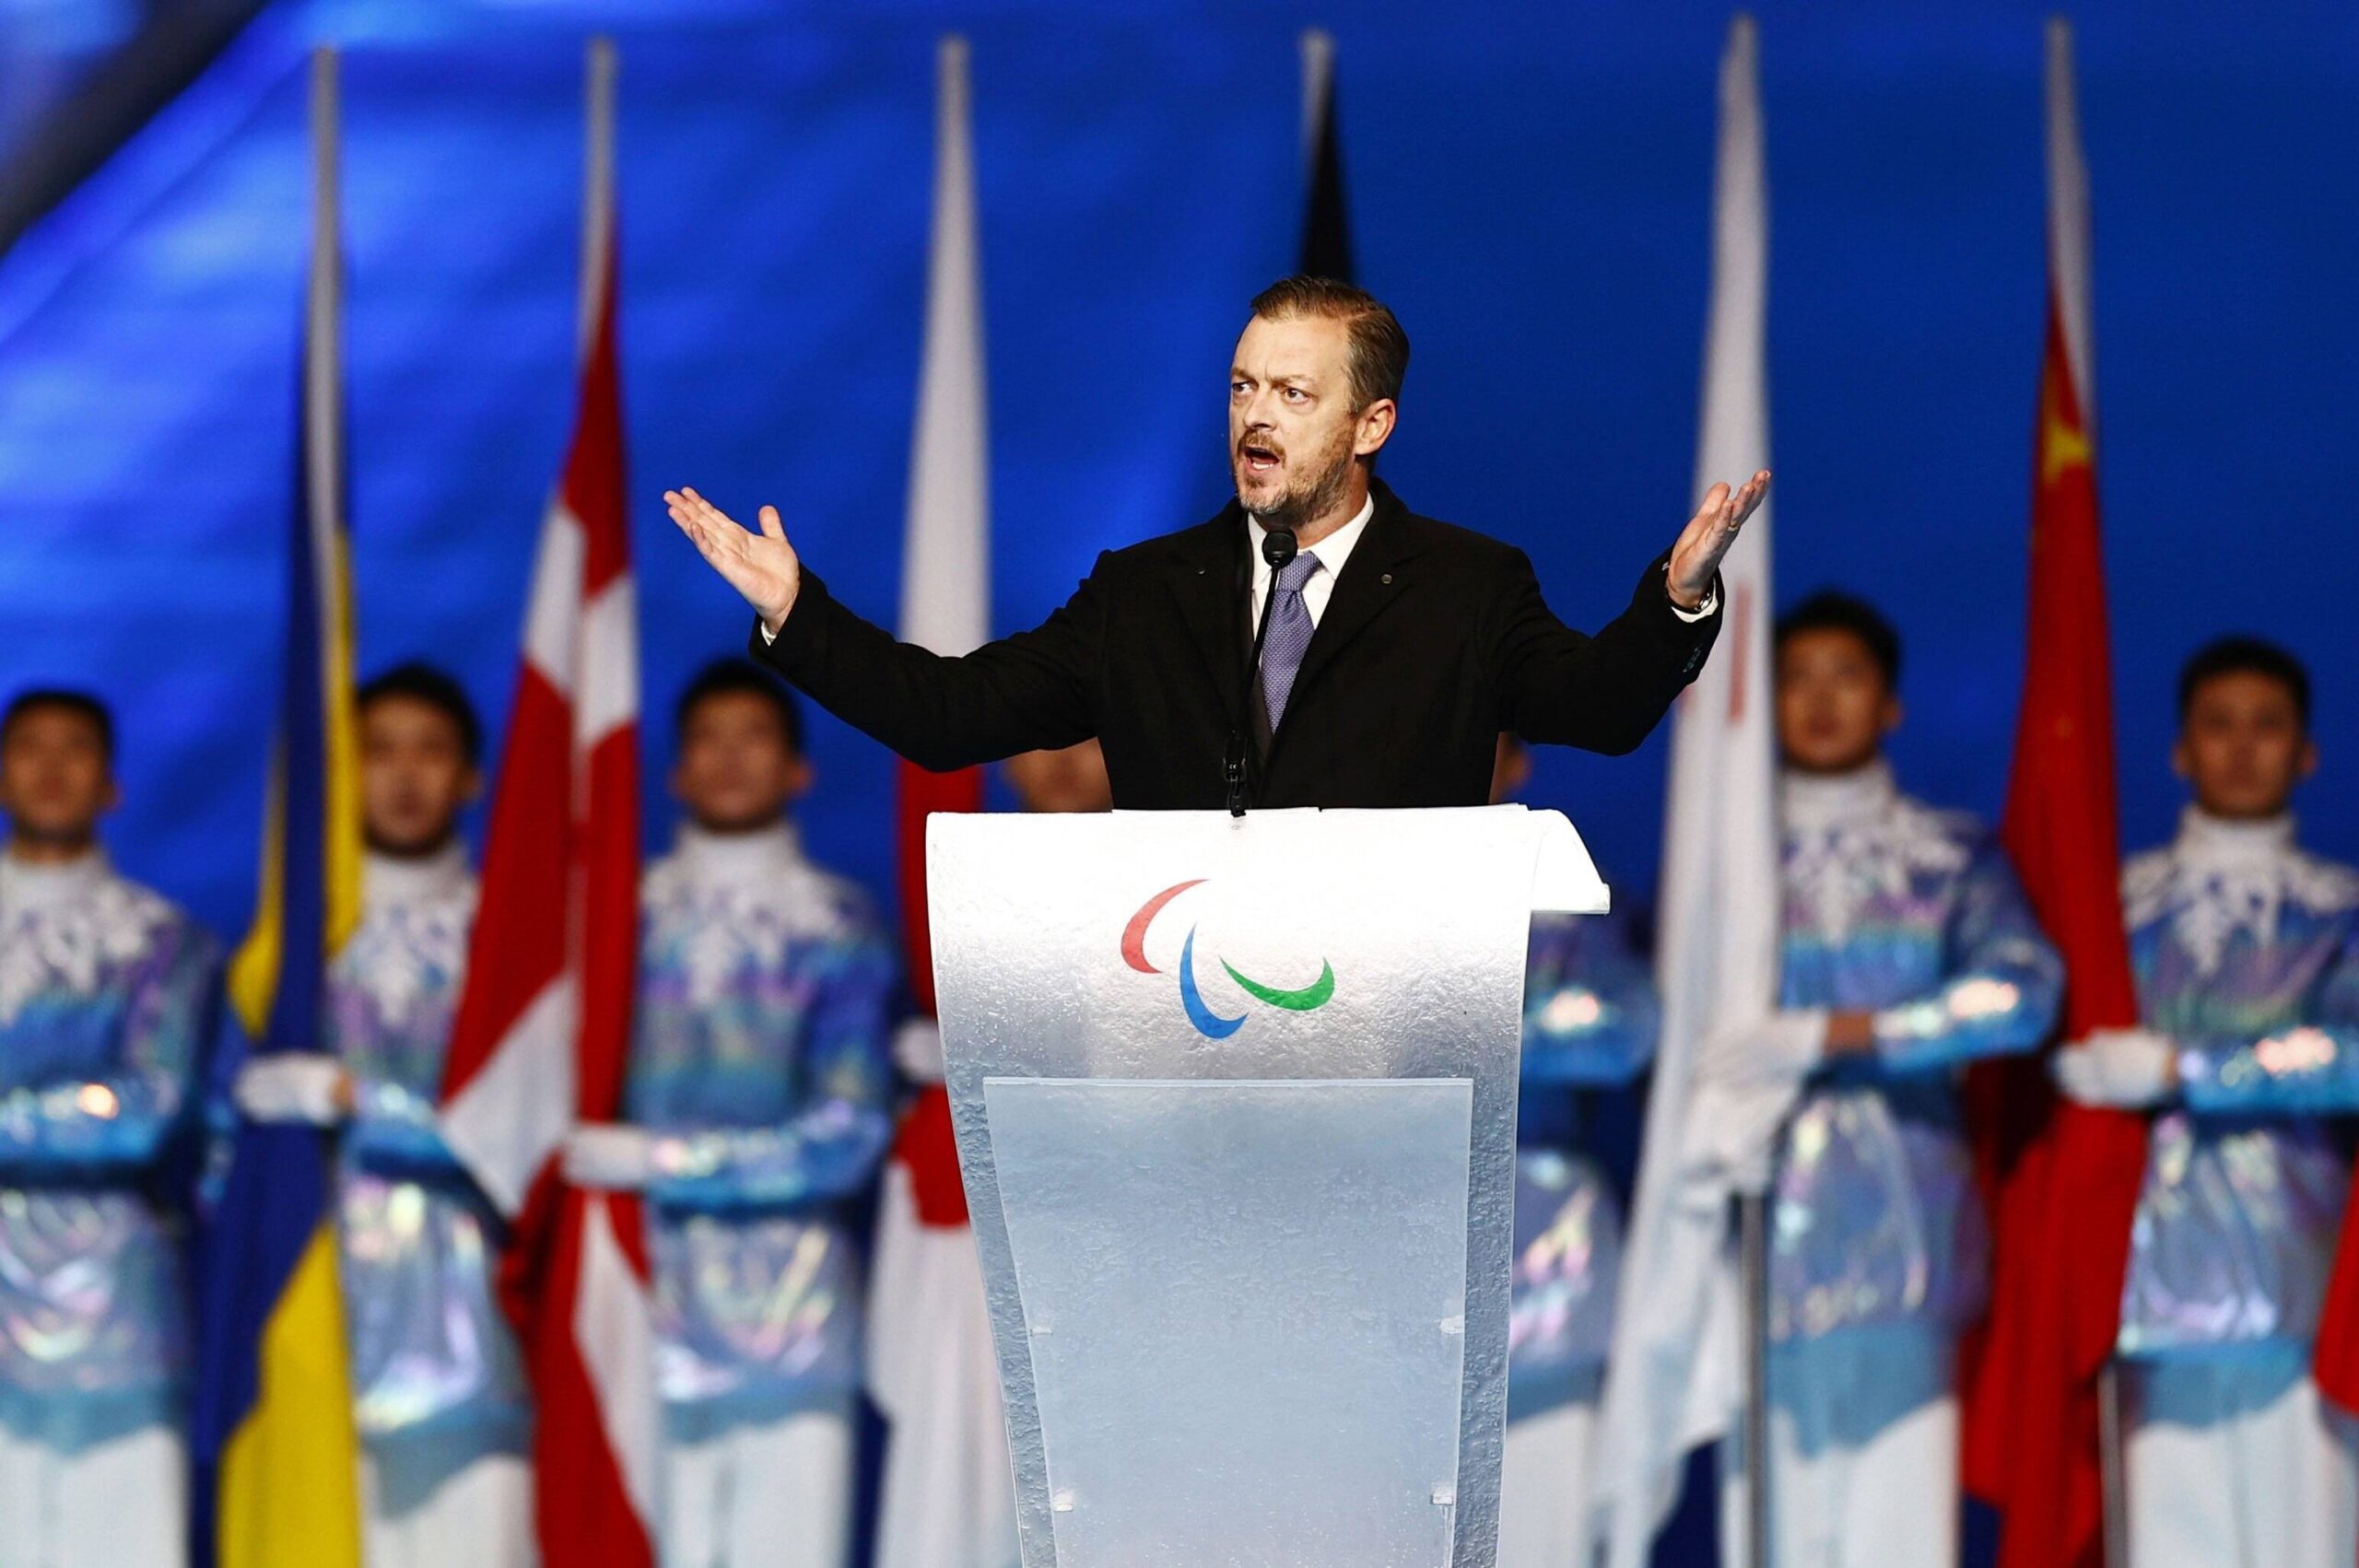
[1961,21,2147,1568]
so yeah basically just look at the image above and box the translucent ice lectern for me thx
[927,805,1609,1568]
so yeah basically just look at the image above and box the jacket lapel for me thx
[1284,482,1418,709]
[1167,505,1253,729]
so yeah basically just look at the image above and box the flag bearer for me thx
[0,689,219,1568]
[2054,637,2359,1568]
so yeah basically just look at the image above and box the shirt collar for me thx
[1247,492,1376,584]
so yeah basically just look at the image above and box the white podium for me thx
[927,806,1607,1568]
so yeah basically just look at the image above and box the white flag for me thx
[869,35,1022,1568]
[1590,16,1781,1564]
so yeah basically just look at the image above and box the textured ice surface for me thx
[989,1078,1473,1566]
[927,805,1608,1567]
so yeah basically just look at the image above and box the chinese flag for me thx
[1962,21,2148,1568]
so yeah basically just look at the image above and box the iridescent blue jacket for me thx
[2115,810,2359,1360]
[1508,907,1658,1411]
[0,850,218,1441]
[1767,764,2063,1343]
[324,848,529,1448]
[626,825,896,1422]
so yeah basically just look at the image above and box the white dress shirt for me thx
[1247,495,1374,629]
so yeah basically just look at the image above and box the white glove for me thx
[234,1055,350,1126]
[564,1122,655,1191]
[1694,1009,1826,1093]
[1687,1011,1826,1196]
[2050,1028,2178,1108]
[893,1018,946,1084]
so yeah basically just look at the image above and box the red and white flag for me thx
[868,35,1021,1568]
[1962,21,2145,1568]
[1590,18,1780,1564]
[439,38,659,1568]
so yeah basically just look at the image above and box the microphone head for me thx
[1262,528,1298,570]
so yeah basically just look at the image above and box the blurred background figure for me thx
[1490,735,1660,1565]
[0,689,218,1568]
[1003,739,1112,817]
[234,663,534,1568]
[569,659,896,1568]
[2054,638,2359,1568]
[1696,592,2061,1567]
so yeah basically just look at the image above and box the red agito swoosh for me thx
[1121,879,1206,974]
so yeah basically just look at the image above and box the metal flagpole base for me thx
[1738,1189,1771,1567]
[2099,1359,2129,1565]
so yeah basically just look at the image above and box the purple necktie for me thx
[1260,550,1323,733]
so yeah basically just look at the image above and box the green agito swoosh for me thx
[1220,957,1336,1011]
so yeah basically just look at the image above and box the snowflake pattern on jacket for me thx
[2116,810,2359,1358]
[324,847,529,1446]
[0,851,217,1439]
[1508,905,1658,1410]
[627,825,896,1422]
[1767,764,2062,1343]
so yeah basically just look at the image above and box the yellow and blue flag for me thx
[190,48,365,1568]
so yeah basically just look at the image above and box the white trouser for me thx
[868,1167,1020,1568]
[361,1440,535,1568]
[1717,1324,1958,1568]
[1497,1396,1599,1568]
[2124,1351,2359,1568]
[662,1405,851,1568]
[0,1417,186,1568]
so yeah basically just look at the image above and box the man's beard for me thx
[1233,430,1355,532]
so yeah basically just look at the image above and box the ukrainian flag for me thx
[190,48,365,1568]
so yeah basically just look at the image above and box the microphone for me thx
[1226,525,1299,817]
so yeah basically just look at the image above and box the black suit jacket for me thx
[751,480,1720,810]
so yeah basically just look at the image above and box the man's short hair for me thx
[1,688,114,762]
[1774,591,1902,690]
[358,662,483,765]
[675,658,805,755]
[1248,275,1411,411]
[2177,635,2310,731]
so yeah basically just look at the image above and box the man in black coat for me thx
[666,276,1766,811]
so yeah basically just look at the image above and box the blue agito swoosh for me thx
[1178,924,1246,1039]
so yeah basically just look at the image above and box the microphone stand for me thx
[1226,526,1298,817]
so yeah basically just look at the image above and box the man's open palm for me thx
[665,486,801,630]
[1668,469,1770,608]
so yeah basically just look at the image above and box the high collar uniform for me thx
[627,823,898,1422]
[325,846,529,1447]
[0,849,217,1568]
[1768,763,2063,1344]
[0,849,217,1442]
[1722,766,2061,1568]
[1498,906,1659,1568]
[2112,811,2359,1568]
[323,844,535,1562]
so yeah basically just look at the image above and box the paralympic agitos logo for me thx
[1120,879,1336,1039]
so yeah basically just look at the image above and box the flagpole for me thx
[579,35,617,357]
[1739,1189,1770,1564]
[1298,28,1333,173]
[306,46,341,553]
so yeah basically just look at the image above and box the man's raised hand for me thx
[664,486,802,632]
[1667,469,1770,610]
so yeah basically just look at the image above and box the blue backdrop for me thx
[1,0,2353,944]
